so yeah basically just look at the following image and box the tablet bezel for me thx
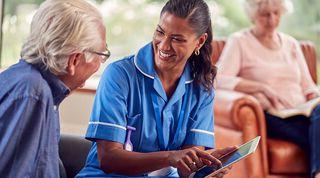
[204,136,261,178]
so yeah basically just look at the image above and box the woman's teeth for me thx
[160,51,172,58]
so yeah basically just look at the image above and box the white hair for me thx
[21,0,104,75]
[244,0,293,22]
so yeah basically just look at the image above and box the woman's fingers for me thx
[187,149,204,168]
[262,85,294,109]
[253,92,273,110]
[176,159,192,177]
[201,158,212,166]
[182,155,198,172]
[174,147,236,177]
[279,98,293,108]
[209,146,238,158]
[196,149,222,168]
[262,85,283,108]
[215,170,227,178]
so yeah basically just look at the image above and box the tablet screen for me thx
[192,136,261,178]
[220,136,260,167]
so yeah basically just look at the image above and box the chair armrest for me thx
[214,89,269,178]
[214,89,264,129]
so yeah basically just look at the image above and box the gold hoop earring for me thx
[194,49,200,56]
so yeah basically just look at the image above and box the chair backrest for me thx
[211,39,318,83]
[211,39,226,65]
[59,134,91,178]
[300,41,317,83]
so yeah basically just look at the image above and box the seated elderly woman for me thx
[216,0,320,177]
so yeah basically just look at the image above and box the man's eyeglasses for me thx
[88,44,111,63]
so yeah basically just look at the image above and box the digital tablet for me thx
[192,136,261,178]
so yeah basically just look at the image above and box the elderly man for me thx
[0,0,108,177]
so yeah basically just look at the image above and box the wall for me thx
[59,90,95,136]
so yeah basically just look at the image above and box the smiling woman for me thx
[152,11,214,97]
[75,0,238,177]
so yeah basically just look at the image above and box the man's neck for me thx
[58,75,78,91]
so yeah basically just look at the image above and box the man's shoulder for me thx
[0,62,50,100]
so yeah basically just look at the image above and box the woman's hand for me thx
[260,85,292,109]
[206,168,230,178]
[234,80,292,109]
[170,146,237,178]
[169,147,221,178]
[206,146,238,178]
[306,92,320,101]
[252,92,273,110]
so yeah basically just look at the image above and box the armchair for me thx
[212,39,317,178]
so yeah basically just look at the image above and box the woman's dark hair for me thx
[160,0,216,92]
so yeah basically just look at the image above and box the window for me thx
[1,1,41,67]
[1,0,319,73]
[0,0,166,72]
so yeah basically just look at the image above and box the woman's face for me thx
[152,12,206,74]
[253,3,282,33]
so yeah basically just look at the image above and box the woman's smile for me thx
[159,50,175,61]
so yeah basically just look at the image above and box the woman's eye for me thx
[172,37,184,42]
[156,30,164,35]
[259,11,269,17]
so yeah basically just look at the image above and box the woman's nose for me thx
[158,35,172,51]
[269,13,278,22]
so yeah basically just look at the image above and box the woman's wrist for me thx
[257,83,266,93]
[166,150,176,167]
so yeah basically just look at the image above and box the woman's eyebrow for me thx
[157,25,185,38]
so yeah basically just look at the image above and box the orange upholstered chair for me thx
[212,39,317,178]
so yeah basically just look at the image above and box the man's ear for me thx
[66,53,82,76]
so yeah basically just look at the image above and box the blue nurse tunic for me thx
[76,43,215,177]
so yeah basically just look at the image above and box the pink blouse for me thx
[216,29,319,107]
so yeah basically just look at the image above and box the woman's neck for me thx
[251,27,281,50]
[156,67,183,98]
[252,28,276,38]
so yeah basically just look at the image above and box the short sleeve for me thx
[85,63,129,144]
[184,91,215,148]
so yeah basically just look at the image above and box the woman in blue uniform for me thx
[77,0,236,177]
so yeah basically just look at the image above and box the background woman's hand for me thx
[306,92,320,101]
[260,85,293,109]
[234,79,292,109]
[168,147,221,178]
[252,92,273,110]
